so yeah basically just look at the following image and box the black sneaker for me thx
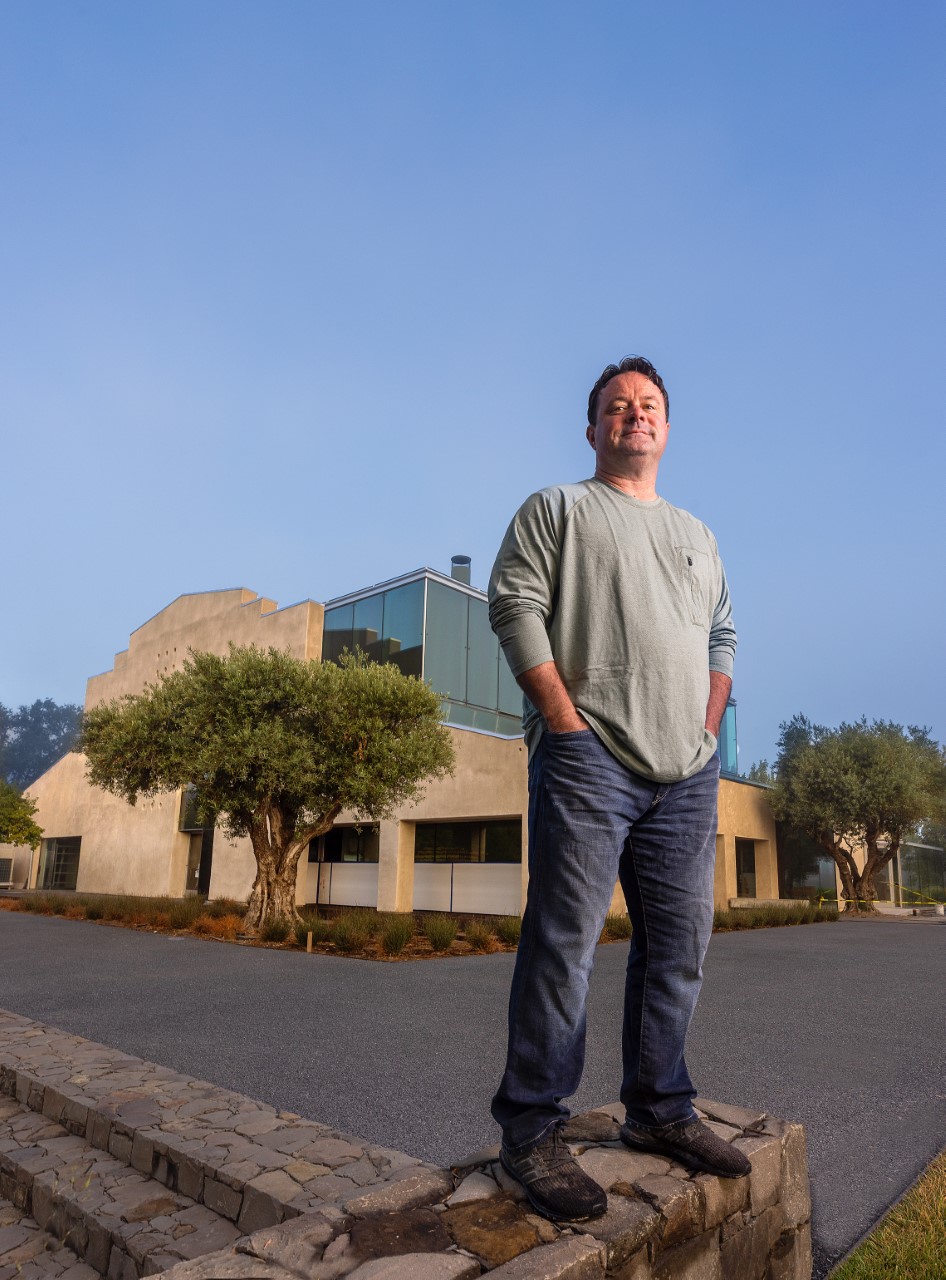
[500,1127,608,1222]
[620,1116,751,1178]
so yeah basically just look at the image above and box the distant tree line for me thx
[0,699,83,789]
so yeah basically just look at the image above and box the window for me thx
[897,843,946,904]
[322,603,354,664]
[719,700,738,777]
[776,826,837,901]
[381,580,424,677]
[735,838,756,898]
[312,826,380,863]
[414,819,521,863]
[424,580,468,703]
[323,581,424,679]
[38,837,81,891]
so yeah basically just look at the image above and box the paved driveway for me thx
[1,912,943,1277]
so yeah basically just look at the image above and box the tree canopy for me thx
[769,714,946,910]
[0,780,43,850]
[81,645,455,929]
[0,699,83,789]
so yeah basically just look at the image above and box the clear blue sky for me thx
[3,0,944,771]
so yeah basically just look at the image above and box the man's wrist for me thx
[546,709,589,733]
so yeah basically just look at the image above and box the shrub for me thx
[494,915,522,946]
[261,919,291,943]
[604,913,633,940]
[168,898,205,930]
[207,913,243,939]
[206,897,246,919]
[294,914,332,947]
[333,911,373,953]
[153,911,172,929]
[191,914,215,935]
[381,914,415,956]
[423,913,459,952]
[464,919,494,952]
[84,902,104,920]
[713,902,841,931]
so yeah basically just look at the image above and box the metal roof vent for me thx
[450,555,472,585]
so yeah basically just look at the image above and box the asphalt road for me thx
[1,912,943,1277]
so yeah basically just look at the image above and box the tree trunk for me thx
[241,804,340,935]
[243,834,306,934]
[847,868,879,913]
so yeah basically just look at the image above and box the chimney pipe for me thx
[450,555,472,585]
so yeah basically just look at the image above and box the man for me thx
[488,355,750,1223]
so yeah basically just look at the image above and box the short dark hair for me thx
[587,355,669,424]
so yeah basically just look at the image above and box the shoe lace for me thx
[541,1127,573,1172]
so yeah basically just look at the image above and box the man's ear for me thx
[585,424,596,449]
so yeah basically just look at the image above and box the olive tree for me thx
[0,780,43,849]
[81,646,455,932]
[769,715,946,911]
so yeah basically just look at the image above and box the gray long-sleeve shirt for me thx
[488,477,736,783]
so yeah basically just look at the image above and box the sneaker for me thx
[500,1127,608,1222]
[620,1116,751,1178]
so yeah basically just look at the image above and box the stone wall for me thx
[0,1011,811,1280]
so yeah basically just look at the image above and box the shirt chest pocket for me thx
[675,545,713,628]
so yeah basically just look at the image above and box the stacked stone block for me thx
[0,1011,811,1279]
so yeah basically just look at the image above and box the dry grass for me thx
[831,1150,946,1279]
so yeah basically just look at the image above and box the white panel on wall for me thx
[325,864,379,907]
[452,863,521,916]
[412,863,452,912]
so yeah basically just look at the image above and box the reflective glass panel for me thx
[484,820,522,863]
[353,595,384,663]
[322,604,354,664]
[323,825,380,863]
[735,838,756,898]
[424,581,468,701]
[40,837,81,891]
[467,597,499,709]
[498,651,522,717]
[382,581,424,678]
[719,701,738,777]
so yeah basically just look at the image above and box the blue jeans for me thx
[491,728,720,1151]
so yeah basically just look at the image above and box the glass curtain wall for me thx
[323,575,522,736]
[896,843,946,904]
[425,581,521,735]
[718,700,738,777]
[323,580,424,677]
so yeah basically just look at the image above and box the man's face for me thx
[586,371,670,471]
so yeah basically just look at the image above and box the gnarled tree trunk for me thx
[821,834,879,913]
[244,841,305,933]
[242,803,339,934]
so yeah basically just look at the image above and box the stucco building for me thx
[22,562,784,916]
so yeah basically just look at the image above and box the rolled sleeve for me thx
[488,491,562,677]
[708,558,737,679]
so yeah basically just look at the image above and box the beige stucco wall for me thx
[715,777,779,907]
[86,589,323,709]
[0,842,34,890]
[25,752,191,897]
